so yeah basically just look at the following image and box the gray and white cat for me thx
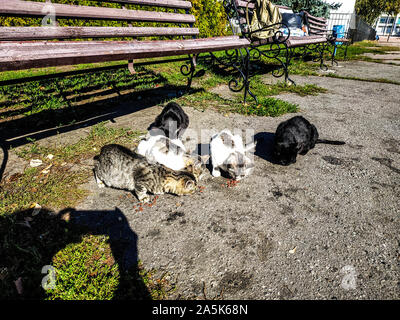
[210,129,256,181]
[94,144,197,203]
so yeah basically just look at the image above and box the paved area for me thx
[321,59,400,81]
[2,58,400,299]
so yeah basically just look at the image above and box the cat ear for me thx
[199,154,210,164]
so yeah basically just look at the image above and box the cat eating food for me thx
[94,144,197,203]
[273,115,345,166]
[136,134,208,182]
[210,129,256,181]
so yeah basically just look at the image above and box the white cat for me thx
[136,133,187,170]
[136,132,208,181]
[210,129,256,181]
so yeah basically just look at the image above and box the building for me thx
[374,14,400,37]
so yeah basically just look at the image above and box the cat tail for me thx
[316,139,345,145]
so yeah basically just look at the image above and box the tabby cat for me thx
[94,144,197,203]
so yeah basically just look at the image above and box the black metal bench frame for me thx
[223,0,351,97]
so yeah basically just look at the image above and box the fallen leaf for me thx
[41,164,53,174]
[289,247,297,254]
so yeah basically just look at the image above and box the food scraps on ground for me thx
[221,179,239,188]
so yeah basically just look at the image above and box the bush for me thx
[190,0,229,37]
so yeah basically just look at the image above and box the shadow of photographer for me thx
[0,206,151,300]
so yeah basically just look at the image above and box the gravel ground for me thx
[3,59,400,299]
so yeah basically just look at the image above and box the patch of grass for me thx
[3,122,143,216]
[236,97,298,117]
[288,60,319,76]
[0,66,163,119]
[0,165,89,216]
[252,79,327,97]
[47,234,119,300]
[334,40,400,62]
[48,232,176,300]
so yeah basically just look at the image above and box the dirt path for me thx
[76,71,400,299]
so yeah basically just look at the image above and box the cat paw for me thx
[212,169,221,177]
[138,195,150,203]
[96,181,105,188]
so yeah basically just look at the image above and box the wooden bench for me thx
[0,0,250,97]
[224,0,351,85]
[302,10,351,66]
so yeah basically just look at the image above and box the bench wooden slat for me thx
[0,36,250,72]
[0,0,195,24]
[286,36,327,48]
[235,0,255,10]
[308,25,327,33]
[104,0,192,9]
[234,0,291,11]
[307,20,327,28]
[303,11,327,23]
[0,26,199,41]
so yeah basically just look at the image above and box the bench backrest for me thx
[303,11,328,36]
[225,0,329,38]
[224,0,290,35]
[0,0,199,41]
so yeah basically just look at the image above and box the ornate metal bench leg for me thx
[180,54,199,89]
[319,43,328,71]
[243,48,258,104]
[330,43,339,66]
[209,49,257,104]
[284,44,296,86]
[344,43,349,60]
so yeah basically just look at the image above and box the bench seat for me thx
[251,35,328,48]
[0,36,250,72]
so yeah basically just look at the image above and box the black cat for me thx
[148,102,189,139]
[273,116,345,165]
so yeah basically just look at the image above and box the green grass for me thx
[236,97,298,117]
[47,234,120,300]
[334,40,400,62]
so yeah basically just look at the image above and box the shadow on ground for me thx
[0,206,151,300]
[0,66,203,149]
[254,131,279,164]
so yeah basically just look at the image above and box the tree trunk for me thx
[387,16,396,42]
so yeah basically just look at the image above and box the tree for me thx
[383,0,400,41]
[274,0,342,18]
[355,0,400,26]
